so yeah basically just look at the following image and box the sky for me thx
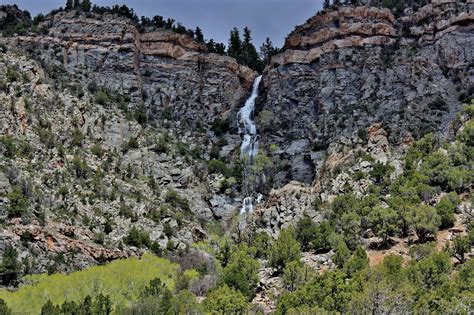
[0,0,323,48]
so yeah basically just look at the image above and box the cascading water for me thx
[238,75,262,161]
[237,75,262,229]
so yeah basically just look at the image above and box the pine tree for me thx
[324,0,331,8]
[65,0,74,10]
[241,27,262,71]
[227,27,241,61]
[80,0,92,12]
[0,245,21,286]
[194,27,204,43]
[260,37,279,66]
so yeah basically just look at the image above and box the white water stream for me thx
[238,75,262,161]
[238,75,262,223]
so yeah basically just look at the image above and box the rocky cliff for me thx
[0,8,258,274]
[12,10,256,125]
[251,0,473,233]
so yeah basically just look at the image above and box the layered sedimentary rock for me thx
[257,1,473,187]
[12,11,256,125]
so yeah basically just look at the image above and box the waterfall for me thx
[238,75,262,227]
[238,75,262,161]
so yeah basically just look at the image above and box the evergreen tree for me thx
[222,245,259,300]
[40,300,60,315]
[194,27,204,43]
[295,215,318,251]
[93,294,112,315]
[65,0,74,10]
[333,238,350,268]
[80,0,92,12]
[227,27,241,61]
[269,228,301,271]
[368,205,399,245]
[241,27,262,71]
[344,246,369,277]
[259,37,279,66]
[408,204,441,243]
[152,15,165,28]
[0,246,21,286]
[203,285,248,314]
[450,235,470,263]
[0,299,12,315]
[324,0,331,9]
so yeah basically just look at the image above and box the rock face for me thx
[257,1,473,187]
[12,10,256,125]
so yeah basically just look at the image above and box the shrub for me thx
[435,192,459,229]
[91,144,105,158]
[311,221,334,252]
[95,90,109,105]
[128,137,139,149]
[6,185,29,218]
[407,204,441,243]
[450,235,470,263]
[134,104,148,125]
[71,156,89,179]
[368,205,399,245]
[0,136,18,158]
[211,118,230,136]
[203,285,248,314]
[164,189,190,211]
[118,202,137,221]
[269,229,300,271]
[0,299,11,315]
[37,128,55,149]
[222,246,259,300]
[124,227,151,248]
[208,159,231,177]
[251,231,272,259]
[71,129,85,147]
[282,261,305,291]
[295,215,318,251]
[152,135,168,154]
[0,245,21,286]
[344,246,369,277]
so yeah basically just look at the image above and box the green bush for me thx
[208,159,231,177]
[71,129,85,147]
[211,118,230,136]
[0,246,21,286]
[435,192,459,229]
[6,185,29,218]
[407,205,440,243]
[203,285,248,314]
[71,156,89,179]
[95,90,109,106]
[124,227,151,248]
[294,215,318,251]
[0,136,32,158]
[269,229,300,271]
[90,144,105,158]
[222,245,259,300]
[37,128,56,149]
[128,137,139,149]
[164,189,190,211]
[152,135,168,154]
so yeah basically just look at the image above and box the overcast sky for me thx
[1,0,323,47]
